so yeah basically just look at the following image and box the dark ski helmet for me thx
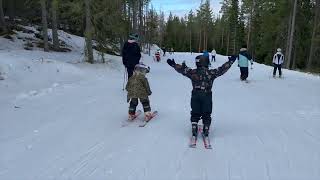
[134,63,150,74]
[195,55,209,67]
[129,33,139,41]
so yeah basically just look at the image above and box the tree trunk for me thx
[85,0,94,63]
[198,29,202,52]
[307,0,320,70]
[286,0,298,69]
[233,24,237,54]
[0,0,7,33]
[51,0,59,50]
[285,5,293,68]
[190,30,192,53]
[41,0,49,52]
[8,0,14,21]
[226,30,230,55]
[138,0,143,40]
[221,24,225,50]
[247,0,255,50]
[132,1,137,33]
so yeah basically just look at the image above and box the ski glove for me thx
[167,59,176,67]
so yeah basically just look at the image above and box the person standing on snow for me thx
[211,49,216,62]
[202,50,210,67]
[237,45,253,82]
[155,49,161,62]
[166,55,237,145]
[272,48,284,78]
[122,33,141,78]
[162,47,166,56]
[126,63,153,121]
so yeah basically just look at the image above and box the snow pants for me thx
[211,55,216,62]
[129,97,151,114]
[190,91,212,126]
[126,66,134,78]
[273,63,282,76]
[240,67,249,80]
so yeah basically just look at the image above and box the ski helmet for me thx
[134,63,150,73]
[277,48,282,52]
[195,55,209,68]
[203,50,209,57]
[129,33,139,41]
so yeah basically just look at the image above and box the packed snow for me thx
[1,29,320,180]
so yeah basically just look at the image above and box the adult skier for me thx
[237,45,253,82]
[122,33,142,78]
[167,55,237,148]
[211,49,216,62]
[272,48,284,78]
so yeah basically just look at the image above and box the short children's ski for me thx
[202,134,212,149]
[139,111,158,127]
[189,135,197,148]
[198,124,212,149]
[121,110,142,127]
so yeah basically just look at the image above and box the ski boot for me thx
[190,123,198,148]
[192,122,198,136]
[202,125,212,149]
[202,125,209,137]
[128,112,137,121]
[144,111,153,122]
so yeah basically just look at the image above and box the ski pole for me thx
[122,68,127,91]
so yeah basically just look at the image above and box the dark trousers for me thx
[273,63,282,76]
[211,55,216,62]
[190,91,212,128]
[129,97,151,114]
[127,67,134,78]
[240,67,249,80]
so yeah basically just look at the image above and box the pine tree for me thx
[85,0,94,63]
[40,0,49,52]
[0,0,7,34]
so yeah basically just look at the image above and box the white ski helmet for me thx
[134,63,150,73]
[277,48,282,52]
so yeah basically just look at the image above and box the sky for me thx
[150,0,223,18]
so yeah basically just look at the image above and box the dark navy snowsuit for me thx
[170,57,236,135]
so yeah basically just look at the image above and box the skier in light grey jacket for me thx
[272,48,284,78]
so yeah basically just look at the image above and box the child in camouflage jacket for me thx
[126,63,152,120]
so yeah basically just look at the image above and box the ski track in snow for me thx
[1,50,320,180]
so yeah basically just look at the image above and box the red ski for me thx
[189,136,197,148]
[121,110,142,127]
[139,111,158,127]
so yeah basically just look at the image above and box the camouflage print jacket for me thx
[172,60,235,92]
[126,72,152,100]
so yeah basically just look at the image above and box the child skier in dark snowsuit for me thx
[167,55,236,139]
[126,63,153,121]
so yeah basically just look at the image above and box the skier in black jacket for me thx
[167,55,236,142]
[122,34,142,78]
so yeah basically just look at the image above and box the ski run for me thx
[1,28,320,180]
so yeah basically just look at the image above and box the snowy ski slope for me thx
[1,32,320,180]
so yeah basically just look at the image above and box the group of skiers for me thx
[122,33,285,140]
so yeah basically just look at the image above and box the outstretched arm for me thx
[210,56,236,78]
[167,59,193,79]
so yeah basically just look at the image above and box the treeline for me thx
[0,0,319,72]
[163,0,320,72]
[0,0,161,63]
